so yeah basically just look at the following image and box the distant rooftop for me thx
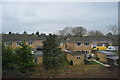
[107,56,119,60]
[2,34,46,42]
[66,36,112,42]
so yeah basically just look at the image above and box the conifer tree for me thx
[36,31,39,36]
[43,34,65,70]
[9,31,12,34]
[23,31,27,34]
[15,41,35,73]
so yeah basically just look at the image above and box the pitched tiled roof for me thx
[2,34,44,42]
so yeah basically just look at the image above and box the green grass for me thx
[29,63,118,78]
[63,61,70,66]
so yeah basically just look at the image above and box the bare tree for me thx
[58,26,87,37]
[58,27,73,37]
[106,25,118,46]
[87,30,104,37]
[108,25,118,35]
[72,26,87,37]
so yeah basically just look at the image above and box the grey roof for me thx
[107,56,119,60]
[2,34,44,42]
[66,36,112,42]
[96,51,117,56]
[96,51,119,60]
[34,51,43,56]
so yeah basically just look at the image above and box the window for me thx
[5,42,8,46]
[97,44,102,46]
[77,56,81,59]
[84,43,89,46]
[60,43,63,46]
[10,42,12,45]
[29,41,33,46]
[17,42,22,46]
[91,44,97,48]
[76,42,81,46]
[5,42,12,46]
[84,51,89,54]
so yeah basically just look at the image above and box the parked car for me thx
[93,46,107,51]
[107,46,118,51]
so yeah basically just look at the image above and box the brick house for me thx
[66,50,84,65]
[95,51,119,65]
[59,36,113,54]
[2,34,46,50]
[2,34,114,65]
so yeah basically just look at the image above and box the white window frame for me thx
[16,41,22,46]
[5,42,13,46]
[29,41,33,46]
[84,51,89,54]
[76,56,81,59]
[92,44,97,48]
[5,42,8,46]
[76,42,82,46]
[84,43,90,46]
[9,42,12,46]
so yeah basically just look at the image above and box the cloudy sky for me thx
[2,2,118,34]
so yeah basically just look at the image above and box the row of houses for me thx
[2,34,113,51]
[59,36,113,53]
[2,34,118,66]
[2,34,45,49]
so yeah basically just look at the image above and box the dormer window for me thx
[29,41,33,46]
[76,42,81,46]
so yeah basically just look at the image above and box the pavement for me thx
[87,59,110,67]
[92,59,110,67]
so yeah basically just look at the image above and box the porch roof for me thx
[67,51,83,56]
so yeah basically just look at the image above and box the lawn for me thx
[29,64,118,78]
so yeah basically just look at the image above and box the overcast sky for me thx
[2,2,118,34]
